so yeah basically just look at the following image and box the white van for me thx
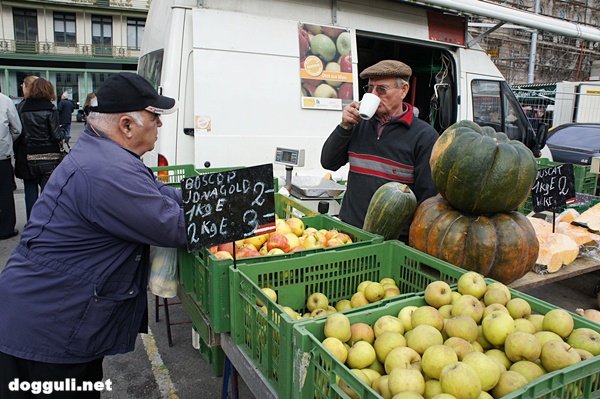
[138,0,547,178]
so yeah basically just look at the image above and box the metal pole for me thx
[527,0,541,83]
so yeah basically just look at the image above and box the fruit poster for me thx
[299,22,354,110]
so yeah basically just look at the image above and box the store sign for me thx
[181,164,276,251]
[531,164,575,213]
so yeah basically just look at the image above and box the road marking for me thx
[142,327,179,399]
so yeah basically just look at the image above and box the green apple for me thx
[567,327,600,356]
[491,370,528,398]
[438,304,453,319]
[482,303,509,319]
[313,83,338,98]
[360,368,381,386]
[424,378,443,398]
[406,324,444,355]
[457,271,488,300]
[322,337,348,363]
[349,322,375,345]
[481,310,516,346]
[444,336,475,360]
[424,281,453,308]
[374,331,406,363]
[439,362,482,399]
[540,340,581,372]
[534,330,564,347]
[412,305,444,331]
[365,282,386,302]
[256,287,277,307]
[336,31,352,56]
[475,325,493,350]
[451,291,462,304]
[462,351,502,391]
[485,348,512,370]
[347,341,377,369]
[398,305,419,332]
[356,280,372,292]
[514,317,538,334]
[504,331,542,362]
[387,367,425,396]
[444,314,478,342]
[506,298,532,319]
[486,282,511,301]
[384,346,422,374]
[334,299,351,311]
[350,291,370,308]
[451,294,484,324]
[374,315,405,337]
[421,344,458,380]
[377,375,393,399]
[542,309,574,339]
[324,313,351,342]
[306,292,329,312]
[509,360,546,382]
[310,33,337,61]
[527,313,545,332]
[368,356,386,375]
[483,287,510,307]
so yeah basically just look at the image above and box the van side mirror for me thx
[536,123,549,150]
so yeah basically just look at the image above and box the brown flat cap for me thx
[359,60,412,80]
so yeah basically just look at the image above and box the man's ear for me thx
[118,116,133,138]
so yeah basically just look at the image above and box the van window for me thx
[472,79,534,145]
[138,49,164,90]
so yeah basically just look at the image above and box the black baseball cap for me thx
[92,72,177,115]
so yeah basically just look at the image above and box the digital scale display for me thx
[274,147,305,167]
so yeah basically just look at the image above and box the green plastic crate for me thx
[519,159,599,214]
[151,164,197,186]
[275,193,318,218]
[193,326,225,377]
[228,241,472,398]
[293,288,600,399]
[180,213,383,334]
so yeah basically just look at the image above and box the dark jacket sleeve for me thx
[49,109,65,141]
[412,124,439,205]
[320,125,354,171]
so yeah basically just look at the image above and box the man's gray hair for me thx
[88,111,145,129]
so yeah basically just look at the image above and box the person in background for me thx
[19,78,64,192]
[0,72,186,399]
[83,92,97,124]
[14,75,40,220]
[320,59,439,242]
[0,85,22,240]
[57,91,75,145]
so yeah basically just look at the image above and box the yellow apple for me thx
[243,233,269,250]
[364,282,386,303]
[373,315,404,337]
[421,344,458,380]
[285,217,305,236]
[306,292,329,312]
[322,337,348,363]
[374,331,407,364]
[462,351,502,391]
[324,313,352,342]
[439,362,482,399]
[491,370,528,398]
[350,291,370,308]
[387,367,425,396]
[347,341,377,369]
[335,299,352,311]
[256,287,277,307]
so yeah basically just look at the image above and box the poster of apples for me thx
[299,22,353,110]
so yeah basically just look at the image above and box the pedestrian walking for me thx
[57,91,75,145]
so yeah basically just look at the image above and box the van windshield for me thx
[138,49,164,91]
[472,79,537,150]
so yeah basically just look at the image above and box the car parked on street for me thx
[546,123,600,165]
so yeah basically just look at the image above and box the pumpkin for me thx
[429,120,537,215]
[408,196,539,284]
[363,182,417,240]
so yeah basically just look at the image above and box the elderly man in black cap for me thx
[0,72,186,398]
[321,60,439,242]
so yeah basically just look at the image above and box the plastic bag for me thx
[149,246,178,298]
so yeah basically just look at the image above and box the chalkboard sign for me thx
[181,164,276,252]
[531,163,575,213]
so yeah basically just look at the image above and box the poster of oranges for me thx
[299,22,354,110]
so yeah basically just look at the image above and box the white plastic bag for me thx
[149,246,178,298]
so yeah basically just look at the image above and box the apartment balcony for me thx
[19,0,150,12]
[0,39,140,60]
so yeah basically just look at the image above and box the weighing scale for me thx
[274,147,344,215]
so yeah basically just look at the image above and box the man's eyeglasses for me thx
[363,84,398,95]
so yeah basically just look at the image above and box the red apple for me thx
[299,28,310,57]
[214,251,234,260]
[339,54,352,72]
[266,233,291,253]
[208,246,218,254]
[338,83,353,100]
[217,242,235,256]
[322,26,343,40]
[236,247,262,258]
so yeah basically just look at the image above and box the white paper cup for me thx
[359,93,381,120]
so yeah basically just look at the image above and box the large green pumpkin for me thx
[430,120,537,215]
[408,195,539,284]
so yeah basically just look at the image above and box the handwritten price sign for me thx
[531,163,575,213]
[181,164,276,252]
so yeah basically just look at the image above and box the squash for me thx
[409,196,539,284]
[429,120,537,215]
[535,232,579,273]
[363,182,417,240]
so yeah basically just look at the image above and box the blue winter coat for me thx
[0,128,187,363]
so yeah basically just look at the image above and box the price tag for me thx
[531,163,575,213]
[181,164,276,252]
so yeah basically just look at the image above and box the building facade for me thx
[469,0,600,84]
[0,0,149,108]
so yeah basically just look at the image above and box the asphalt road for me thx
[1,122,255,399]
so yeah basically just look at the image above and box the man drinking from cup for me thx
[320,59,439,242]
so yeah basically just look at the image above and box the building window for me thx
[13,8,38,43]
[127,18,145,50]
[92,15,112,47]
[54,12,76,46]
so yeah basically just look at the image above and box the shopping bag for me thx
[148,246,178,298]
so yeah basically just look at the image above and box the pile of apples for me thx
[257,278,402,320]
[319,271,600,399]
[208,216,354,259]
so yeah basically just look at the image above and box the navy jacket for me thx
[0,127,187,363]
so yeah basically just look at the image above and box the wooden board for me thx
[509,255,600,291]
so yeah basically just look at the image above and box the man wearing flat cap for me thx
[321,60,438,242]
[0,72,186,397]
